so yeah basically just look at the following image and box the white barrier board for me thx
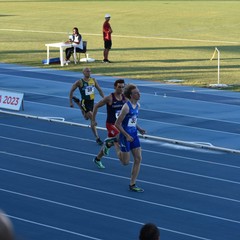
[0,90,24,111]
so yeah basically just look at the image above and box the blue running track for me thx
[0,63,240,240]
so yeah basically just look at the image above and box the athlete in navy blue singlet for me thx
[119,100,140,152]
[92,79,126,169]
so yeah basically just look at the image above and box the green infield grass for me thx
[0,0,239,90]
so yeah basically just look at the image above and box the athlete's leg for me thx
[116,151,130,165]
[117,133,131,165]
[88,111,99,138]
[72,97,88,120]
[129,147,142,186]
[104,48,110,60]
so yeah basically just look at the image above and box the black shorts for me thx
[104,40,112,49]
[81,99,94,113]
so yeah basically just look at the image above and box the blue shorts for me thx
[119,132,140,152]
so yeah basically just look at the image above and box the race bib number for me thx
[115,110,121,119]
[128,116,137,127]
[85,85,94,95]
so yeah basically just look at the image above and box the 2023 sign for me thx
[0,90,24,111]
[0,95,20,106]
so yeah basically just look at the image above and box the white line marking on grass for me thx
[0,28,239,44]
[115,34,240,45]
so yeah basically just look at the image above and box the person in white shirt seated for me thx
[65,27,82,63]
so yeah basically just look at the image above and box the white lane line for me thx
[5,214,103,240]
[1,150,240,204]
[1,135,240,186]
[0,187,223,240]
[0,28,239,44]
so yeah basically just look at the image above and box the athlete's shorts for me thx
[119,132,140,152]
[106,122,120,138]
[81,99,94,113]
[104,40,112,49]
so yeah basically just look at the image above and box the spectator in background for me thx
[69,67,105,145]
[102,14,113,63]
[65,27,82,63]
[139,223,160,240]
[0,210,14,240]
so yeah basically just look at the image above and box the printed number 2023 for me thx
[0,95,20,106]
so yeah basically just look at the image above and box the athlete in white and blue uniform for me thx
[119,101,140,152]
[115,84,146,192]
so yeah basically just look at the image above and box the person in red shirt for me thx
[102,14,113,63]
